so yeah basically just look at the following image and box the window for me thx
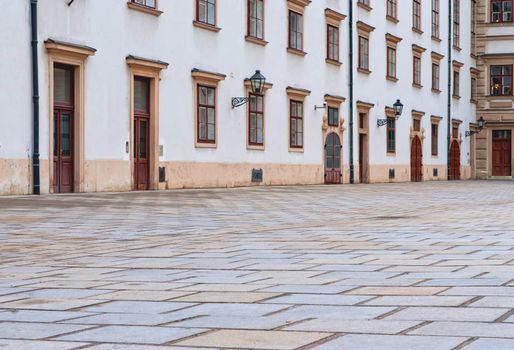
[197,85,216,143]
[387,117,396,153]
[387,0,397,18]
[290,100,304,148]
[413,0,422,31]
[452,126,459,139]
[432,63,440,90]
[431,123,438,156]
[248,93,264,145]
[471,76,477,101]
[453,70,460,97]
[327,25,339,62]
[453,0,460,48]
[328,107,339,127]
[359,36,369,70]
[359,0,370,6]
[491,65,513,96]
[289,11,303,51]
[197,0,216,26]
[248,0,264,40]
[413,56,422,86]
[413,118,421,132]
[491,0,513,23]
[387,47,397,79]
[432,0,440,38]
[132,0,156,8]
[471,0,476,54]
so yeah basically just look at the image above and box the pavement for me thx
[0,180,513,349]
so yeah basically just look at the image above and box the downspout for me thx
[446,0,452,180]
[30,0,40,194]
[348,0,355,184]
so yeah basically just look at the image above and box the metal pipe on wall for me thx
[447,0,453,180]
[349,0,355,184]
[30,0,40,194]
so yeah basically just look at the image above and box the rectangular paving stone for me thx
[170,315,292,330]
[440,287,514,296]
[364,296,473,307]
[175,329,333,349]
[386,306,509,322]
[263,294,371,306]
[257,284,357,294]
[285,319,421,334]
[272,305,395,321]
[173,291,281,303]
[463,338,514,350]
[0,339,89,350]
[91,290,194,301]
[0,310,96,322]
[0,298,106,311]
[61,312,197,326]
[347,287,448,296]
[0,322,93,340]
[469,296,514,308]
[56,326,207,345]
[313,334,467,350]
[410,321,514,338]
[81,301,195,314]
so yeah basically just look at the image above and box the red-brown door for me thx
[411,136,423,182]
[325,133,342,184]
[53,64,74,193]
[492,130,512,176]
[450,140,461,180]
[133,77,150,191]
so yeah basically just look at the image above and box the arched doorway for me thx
[411,136,423,182]
[450,140,461,180]
[325,133,342,184]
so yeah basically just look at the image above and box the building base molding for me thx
[0,159,32,195]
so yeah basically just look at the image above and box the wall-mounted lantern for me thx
[377,99,403,127]
[466,116,486,137]
[232,70,266,108]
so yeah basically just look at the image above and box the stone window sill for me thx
[412,27,423,35]
[326,58,342,67]
[357,67,371,75]
[386,75,398,82]
[127,2,162,16]
[386,15,399,24]
[413,83,423,89]
[357,2,372,11]
[287,48,307,57]
[245,36,268,46]
[193,20,221,32]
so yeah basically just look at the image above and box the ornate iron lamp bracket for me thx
[231,97,248,109]
[377,119,388,127]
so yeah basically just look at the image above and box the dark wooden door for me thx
[133,77,150,190]
[450,140,461,180]
[53,110,74,193]
[325,133,342,184]
[53,64,74,193]
[410,136,423,182]
[492,130,512,176]
[359,134,365,183]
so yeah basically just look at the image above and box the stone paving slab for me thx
[1,182,514,349]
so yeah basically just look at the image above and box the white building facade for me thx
[0,0,477,195]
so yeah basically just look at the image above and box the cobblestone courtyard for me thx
[0,181,514,349]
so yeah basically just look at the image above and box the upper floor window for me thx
[328,107,339,127]
[359,0,370,6]
[491,0,513,23]
[359,36,369,71]
[132,0,156,8]
[471,0,477,54]
[248,93,264,146]
[290,100,304,148]
[197,0,216,26]
[289,11,303,51]
[413,56,422,86]
[453,70,460,97]
[413,0,422,32]
[453,0,460,48]
[387,0,397,19]
[432,63,440,91]
[327,25,339,62]
[471,76,477,102]
[387,47,397,79]
[248,0,264,40]
[432,0,440,38]
[491,65,513,96]
[431,123,438,156]
[387,116,396,153]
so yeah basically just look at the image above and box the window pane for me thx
[54,67,72,104]
[134,79,148,112]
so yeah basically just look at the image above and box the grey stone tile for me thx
[285,319,421,334]
[0,310,96,322]
[410,321,514,338]
[263,294,371,305]
[386,307,509,322]
[81,301,195,314]
[0,322,93,340]
[0,339,88,350]
[463,338,514,350]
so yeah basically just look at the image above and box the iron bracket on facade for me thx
[314,103,327,111]
[231,97,248,108]
[377,119,388,127]
[67,0,75,6]
[465,130,475,137]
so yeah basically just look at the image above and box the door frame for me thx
[450,140,461,180]
[491,128,512,177]
[127,56,168,191]
[45,40,96,194]
[488,126,514,178]
[410,135,423,182]
[324,132,342,184]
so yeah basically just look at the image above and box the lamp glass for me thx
[393,99,403,116]
[250,70,265,94]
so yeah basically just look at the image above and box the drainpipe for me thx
[446,0,452,180]
[30,0,40,194]
[348,0,355,184]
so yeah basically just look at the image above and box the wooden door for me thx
[492,130,512,176]
[410,136,423,182]
[324,133,342,184]
[133,77,151,190]
[53,64,74,193]
[450,140,461,180]
[359,134,366,184]
[53,110,74,193]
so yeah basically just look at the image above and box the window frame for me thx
[359,36,370,71]
[413,0,422,32]
[327,24,340,62]
[432,0,440,39]
[490,0,513,23]
[387,0,398,20]
[131,0,156,9]
[413,56,422,86]
[248,93,265,146]
[290,100,304,149]
[453,0,460,49]
[387,116,396,154]
[328,107,339,127]
[196,85,217,144]
[196,0,217,27]
[432,63,440,91]
[288,10,304,52]
[247,0,265,40]
[431,123,439,156]
[490,64,514,96]
[387,47,397,79]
